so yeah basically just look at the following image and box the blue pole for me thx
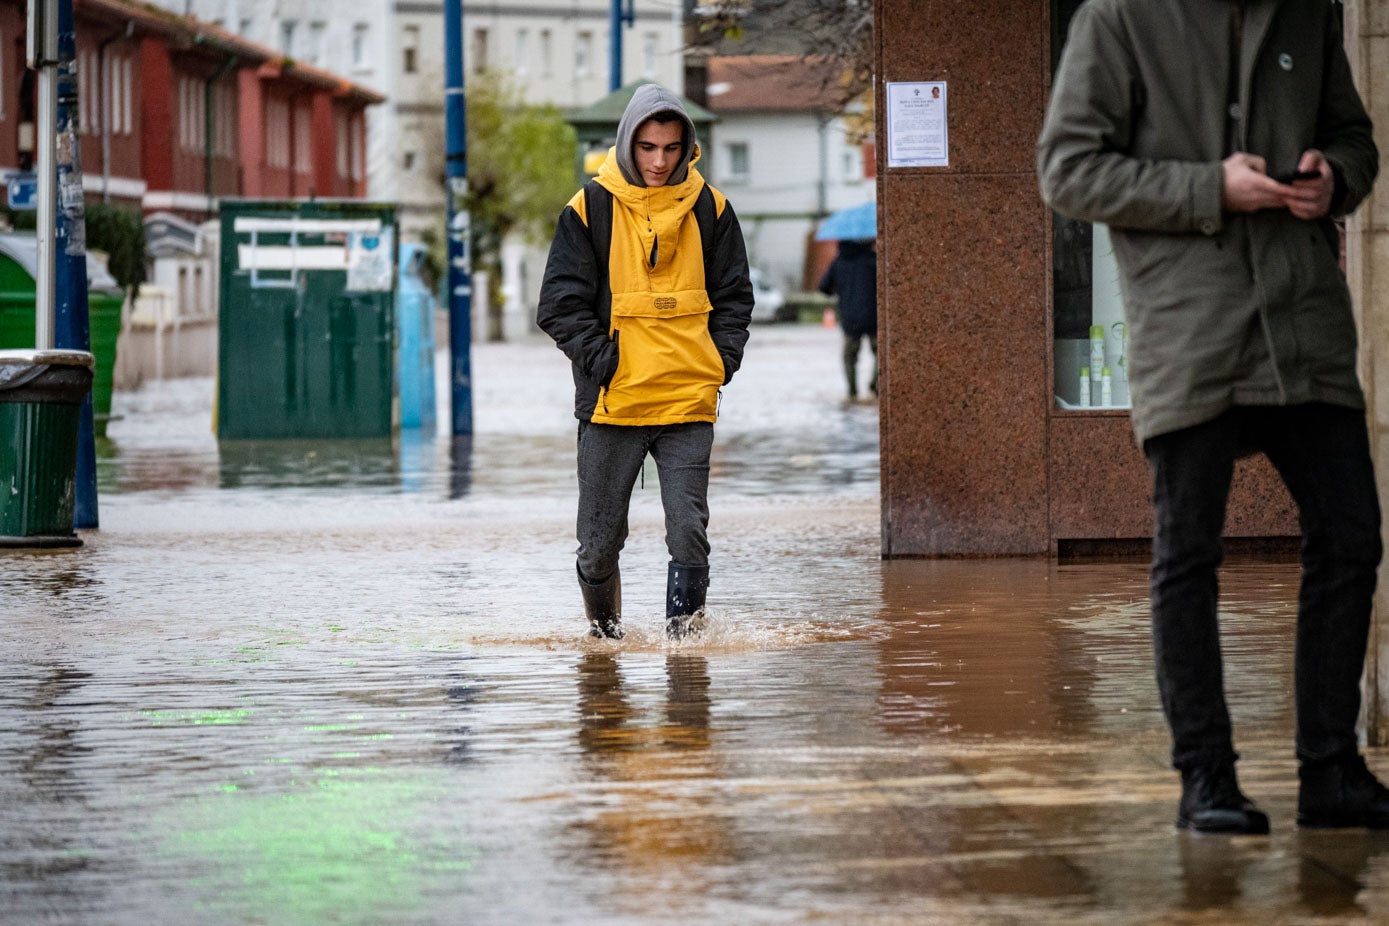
[55,0,97,529]
[609,0,621,93]
[608,0,635,93]
[444,0,472,436]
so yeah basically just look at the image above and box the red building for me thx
[0,0,381,220]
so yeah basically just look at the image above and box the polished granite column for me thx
[1344,0,1389,745]
[875,2,1050,556]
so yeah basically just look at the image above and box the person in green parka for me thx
[1039,0,1384,835]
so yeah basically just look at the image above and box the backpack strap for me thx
[583,179,612,292]
[694,183,716,280]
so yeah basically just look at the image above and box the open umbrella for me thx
[814,201,876,241]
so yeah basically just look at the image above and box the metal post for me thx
[444,0,473,436]
[55,0,97,529]
[30,0,57,350]
[609,0,635,93]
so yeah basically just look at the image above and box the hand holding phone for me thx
[1274,169,1321,184]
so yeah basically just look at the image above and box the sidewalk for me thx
[0,325,1384,924]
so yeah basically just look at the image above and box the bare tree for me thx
[687,0,873,110]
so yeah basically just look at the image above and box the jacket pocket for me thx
[602,289,724,421]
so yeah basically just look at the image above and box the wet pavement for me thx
[3,324,1388,924]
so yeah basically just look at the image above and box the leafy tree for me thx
[427,72,577,341]
[83,203,147,297]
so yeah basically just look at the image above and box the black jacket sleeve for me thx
[536,205,618,388]
[706,202,754,384]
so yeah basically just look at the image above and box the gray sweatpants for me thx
[575,421,714,582]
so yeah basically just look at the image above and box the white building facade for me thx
[703,56,874,294]
[151,0,685,241]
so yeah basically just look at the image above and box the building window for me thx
[79,49,92,133]
[403,151,417,170]
[121,56,132,135]
[266,99,291,169]
[642,33,658,79]
[575,31,592,77]
[295,104,312,174]
[351,117,365,182]
[402,25,419,74]
[280,19,297,56]
[842,147,863,182]
[337,118,350,179]
[472,28,489,74]
[726,141,750,180]
[308,22,326,65]
[515,28,528,74]
[540,29,553,76]
[352,23,370,69]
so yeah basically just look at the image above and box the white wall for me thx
[706,111,873,293]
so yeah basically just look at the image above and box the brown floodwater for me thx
[1,327,1384,924]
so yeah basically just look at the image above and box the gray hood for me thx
[614,83,698,187]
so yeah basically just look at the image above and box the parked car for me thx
[749,268,787,323]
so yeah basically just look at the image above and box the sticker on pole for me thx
[347,228,394,293]
[7,171,37,210]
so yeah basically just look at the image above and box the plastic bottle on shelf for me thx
[1100,366,1112,406]
[1089,325,1106,391]
[1078,366,1091,407]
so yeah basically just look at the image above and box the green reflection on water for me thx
[164,769,474,924]
[142,708,251,726]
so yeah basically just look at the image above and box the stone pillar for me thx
[1345,1,1389,744]
[874,2,1050,556]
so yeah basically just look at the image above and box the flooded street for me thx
[3,325,1386,924]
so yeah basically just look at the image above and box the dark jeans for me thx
[575,421,714,582]
[1144,404,1382,771]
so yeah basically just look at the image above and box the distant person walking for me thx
[818,239,878,400]
[1039,0,1383,835]
[537,84,754,641]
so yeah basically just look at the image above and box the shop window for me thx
[1050,0,1129,411]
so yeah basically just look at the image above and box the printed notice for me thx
[887,81,948,168]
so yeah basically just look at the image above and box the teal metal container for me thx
[217,200,398,441]
[396,241,437,431]
[0,349,95,547]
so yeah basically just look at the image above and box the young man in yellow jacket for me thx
[538,83,754,641]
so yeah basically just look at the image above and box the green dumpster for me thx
[0,232,124,437]
[0,349,94,547]
[218,200,398,440]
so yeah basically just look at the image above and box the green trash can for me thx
[0,232,124,437]
[0,349,94,548]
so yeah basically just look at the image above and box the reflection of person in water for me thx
[573,654,722,878]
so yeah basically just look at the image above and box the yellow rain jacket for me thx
[538,148,754,426]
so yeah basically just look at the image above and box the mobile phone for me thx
[1274,169,1320,183]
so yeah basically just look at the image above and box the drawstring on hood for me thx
[615,83,699,187]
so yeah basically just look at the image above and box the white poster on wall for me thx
[886,81,948,168]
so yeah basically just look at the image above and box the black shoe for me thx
[579,565,623,640]
[1298,754,1389,829]
[1177,763,1270,835]
[666,562,709,640]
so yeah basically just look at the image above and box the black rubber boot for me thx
[1298,754,1389,829]
[666,562,709,640]
[578,564,623,640]
[1177,763,1270,835]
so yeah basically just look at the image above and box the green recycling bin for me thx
[0,232,124,437]
[0,349,94,548]
[218,200,397,440]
